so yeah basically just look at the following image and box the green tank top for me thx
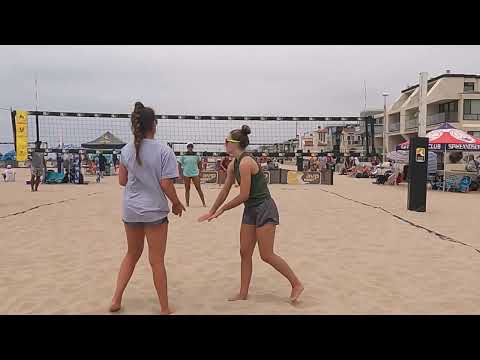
[234,153,271,208]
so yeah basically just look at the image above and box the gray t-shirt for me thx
[31,152,44,170]
[120,139,178,223]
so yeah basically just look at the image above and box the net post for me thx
[10,109,16,153]
[364,117,370,158]
[369,116,376,156]
[35,113,40,144]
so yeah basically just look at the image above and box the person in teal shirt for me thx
[178,143,206,207]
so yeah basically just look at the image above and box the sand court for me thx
[1,169,480,314]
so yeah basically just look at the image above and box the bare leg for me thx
[229,224,257,301]
[30,174,35,191]
[257,224,304,302]
[191,176,206,207]
[145,222,171,314]
[110,224,145,312]
[184,177,191,207]
[34,175,41,191]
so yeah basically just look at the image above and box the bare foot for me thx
[228,294,248,301]
[290,284,304,302]
[160,307,174,315]
[109,301,122,312]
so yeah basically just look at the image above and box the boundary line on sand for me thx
[281,187,480,255]
[0,192,103,220]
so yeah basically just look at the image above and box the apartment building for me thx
[386,72,480,152]
[339,126,365,156]
[300,126,341,153]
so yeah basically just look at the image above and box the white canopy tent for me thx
[386,150,437,174]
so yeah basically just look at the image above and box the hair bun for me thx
[241,125,251,136]
[133,101,145,113]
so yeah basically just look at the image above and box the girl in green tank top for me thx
[234,152,271,208]
[198,125,304,303]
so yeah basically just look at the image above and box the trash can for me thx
[321,166,334,185]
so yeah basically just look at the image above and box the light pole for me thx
[382,93,389,162]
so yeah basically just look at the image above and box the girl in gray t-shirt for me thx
[110,102,185,315]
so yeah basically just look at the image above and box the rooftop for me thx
[401,73,480,93]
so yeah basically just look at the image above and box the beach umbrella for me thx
[396,124,480,191]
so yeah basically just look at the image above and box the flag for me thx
[15,110,29,161]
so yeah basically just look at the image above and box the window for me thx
[464,99,480,114]
[464,82,475,93]
[439,101,458,113]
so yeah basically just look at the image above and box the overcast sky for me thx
[1,45,479,151]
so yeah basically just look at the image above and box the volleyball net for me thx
[13,110,372,157]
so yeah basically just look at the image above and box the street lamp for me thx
[382,93,389,161]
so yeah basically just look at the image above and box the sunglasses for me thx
[225,138,240,144]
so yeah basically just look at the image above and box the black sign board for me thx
[407,136,428,212]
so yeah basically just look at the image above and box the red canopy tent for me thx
[395,123,480,191]
[396,123,480,151]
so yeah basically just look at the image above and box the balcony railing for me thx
[464,114,480,121]
[388,122,400,132]
[427,112,458,126]
[405,117,419,130]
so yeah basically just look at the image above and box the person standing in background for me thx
[219,155,231,187]
[113,153,119,174]
[178,143,207,207]
[30,141,45,192]
[99,152,107,178]
[63,154,71,182]
[202,155,208,172]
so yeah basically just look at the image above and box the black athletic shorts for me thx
[123,217,169,227]
[242,198,279,227]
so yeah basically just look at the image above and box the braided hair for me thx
[131,102,156,165]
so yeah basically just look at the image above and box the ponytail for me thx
[130,102,156,165]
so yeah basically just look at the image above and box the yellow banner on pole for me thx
[15,110,29,161]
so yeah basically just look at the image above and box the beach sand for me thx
[1,168,480,314]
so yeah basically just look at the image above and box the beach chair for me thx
[445,175,460,192]
[459,176,472,193]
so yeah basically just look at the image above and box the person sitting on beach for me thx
[3,165,16,182]
[110,102,185,315]
[466,155,479,175]
[198,125,304,303]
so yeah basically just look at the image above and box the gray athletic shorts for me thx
[123,217,169,227]
[31,168,43,177]
[242,198,280,228]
